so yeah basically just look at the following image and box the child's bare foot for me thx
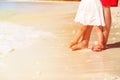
[91,44,105,52]
[69,41,77,48]
[71,41,88,51]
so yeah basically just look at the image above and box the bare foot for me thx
[92,44,105,52]
[71,41,88,51]
[69,41,77,48]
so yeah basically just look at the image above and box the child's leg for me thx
[92,26,105,52]
[91,7,111,51]
[71,26,93,51]
[69,23,87,48]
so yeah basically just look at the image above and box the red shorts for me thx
[100,0,118,7]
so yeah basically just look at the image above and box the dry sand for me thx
[0,1,120,80]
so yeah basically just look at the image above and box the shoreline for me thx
[0,1,120,80]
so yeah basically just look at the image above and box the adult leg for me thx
[91,6,111,51]
[103,6,111,46]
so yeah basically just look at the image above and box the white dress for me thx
[74,0,105,26]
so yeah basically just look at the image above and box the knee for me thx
[79,25,87,32]
[94,27,102,32]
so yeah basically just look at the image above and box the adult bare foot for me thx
[71,41,88,51]
[91,44,105,52]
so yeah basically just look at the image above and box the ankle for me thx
[80,40,89,48]
[82,40,89,45]
[71,41,78,44]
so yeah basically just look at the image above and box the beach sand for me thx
[0,1,120,80]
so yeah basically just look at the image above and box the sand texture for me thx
[0,1,120,80]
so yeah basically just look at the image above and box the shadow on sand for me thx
[107,41,120,49]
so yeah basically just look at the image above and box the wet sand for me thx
[0,1,120,80]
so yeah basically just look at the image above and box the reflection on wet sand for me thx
[0,1,120,80]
